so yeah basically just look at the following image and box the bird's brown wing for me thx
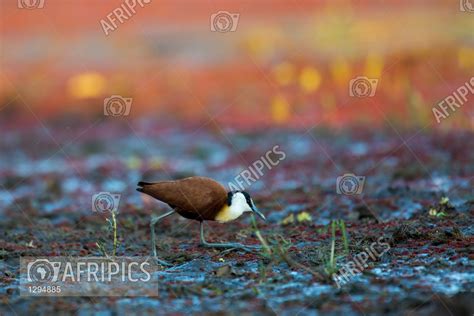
[137,176,228,220]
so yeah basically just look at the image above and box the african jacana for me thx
[137,176,266,266]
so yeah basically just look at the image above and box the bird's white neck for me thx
[215,194,250,223]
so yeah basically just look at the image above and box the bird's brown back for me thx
[137,176,228,221]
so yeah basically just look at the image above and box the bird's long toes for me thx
[229,243,261,253]
[242,247,260,253]
[245,244,262,249]
[153,257,173,267]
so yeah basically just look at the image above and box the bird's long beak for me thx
[252,206,266,221]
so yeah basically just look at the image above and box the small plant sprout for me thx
[251,214,324,280]
[338,220,349,254]
[96,208,120,258]
[324,236,337,275]
[250,214,272,256]
[324,221,337,275]
[322,219,350,276]
[319,220,349,254]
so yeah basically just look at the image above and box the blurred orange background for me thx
[1,0,473,129]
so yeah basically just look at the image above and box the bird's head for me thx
[227,191,266,221]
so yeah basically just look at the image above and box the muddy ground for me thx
[0,119,473,315]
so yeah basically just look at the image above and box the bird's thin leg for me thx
[150,210,175,267]
[199,221,261,252]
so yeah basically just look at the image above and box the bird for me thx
[137,176,266,266]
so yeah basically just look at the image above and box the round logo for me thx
[461,0,474,12]
[105,97,127,116]
[338,175,360,195]
[20,0,42,9]
[212,12,234,33]
[93,193,115,212]
[351,78,373,97]
[29,260,55,282]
